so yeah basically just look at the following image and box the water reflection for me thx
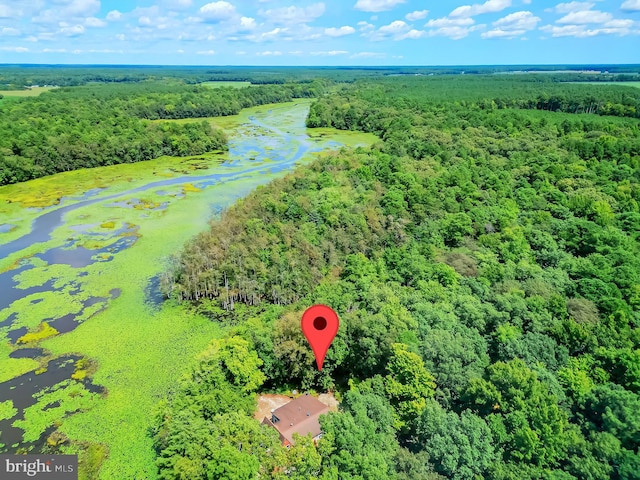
[0,355,104,451]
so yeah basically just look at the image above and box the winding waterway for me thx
[0,100,375,475]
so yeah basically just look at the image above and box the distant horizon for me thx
[0,1,638,66]
[1,63,639,68]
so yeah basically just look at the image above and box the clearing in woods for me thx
[0,87,57,97]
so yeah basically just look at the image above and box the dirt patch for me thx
[254,392,339,421]
[318,393,339,412]
[254,394,292,421]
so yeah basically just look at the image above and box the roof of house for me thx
[262,394,330,445]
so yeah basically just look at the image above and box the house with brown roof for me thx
[262,394,330,447]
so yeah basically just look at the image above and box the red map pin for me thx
[301,304,340,371]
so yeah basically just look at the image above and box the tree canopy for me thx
[151,75,639,479]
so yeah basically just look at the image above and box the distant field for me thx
[0,86,57,97]
[570,81,640,88]
[200,81,253,88]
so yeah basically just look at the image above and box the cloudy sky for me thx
[0,0,638,65]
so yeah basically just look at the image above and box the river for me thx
[0,100,375,477]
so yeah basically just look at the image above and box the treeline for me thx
[158,78,640,478]
[485,91,639,117]
[306,76,640,122]
[2,65,637,89]
[0,66,344,88]
[69,81,325,119]
[0,81,321,185]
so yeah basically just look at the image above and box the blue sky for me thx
[0,0,638,65]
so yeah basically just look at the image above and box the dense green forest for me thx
[0,81,322,185]
[306,77,640,122]
[2,71,638,186]
[157,77,640,479]
[0,65,638,89]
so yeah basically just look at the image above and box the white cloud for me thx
[261,4,325,25]
[483,10,540,36]
[324,25,356,36]
[450,0,512,18]
[116,33,125,40]
[557,10,613,24]
[540,21,638,37]
[1,27,20,36]
[166,0,192,7]
[310,50,348,55]
[350,51,386,58]
[43,48,67,53]
[0,46,29,52]
[86,48,122,53]
[398,29,427,39]
[196,49,216,55]
[371,20,409,40]
[239,16,257,30]
[358,21,375,30]
[60,24,85,36]
[139,16,153,26]
[302,32,322,40]
[378,20,409,34]
[199,1,236,22]
[426,17,475,27]
[370,19,429,40]
[106,10,122,21]
[61,0,100,17]
[256,50,282,55]
[427,22,484,39]
[0,4,17,18]
[354,0,406,12]
[85,17,106,27]
[540,24,597,36]
[622,0,640,11]
[405,10,429,21]
[33,0,101,24]
[604,18,634,28]
[253,27,289,41]
[553,2,595,13]
[428,26,473,39]
[494,10,539,28]
[482,28,525,37]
